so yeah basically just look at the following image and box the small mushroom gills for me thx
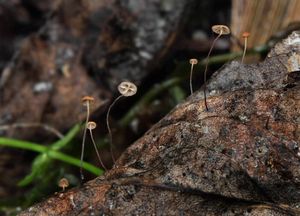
[117,81,137,97]
[58,178,69,191]
[203,25,230,111]
[87,121,97,130]
[80,96,95,181]
[106,81,137,164]
[242,32,250,63]
[189,58,198,95]
[86,121,107,171]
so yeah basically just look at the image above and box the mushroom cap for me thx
[81,96,94,106]
[59,178,69,188]
[189,58,198,65]
[87,121,97,130]
[118,81,137,97]
[212,25,230,35]
[242,32,250,38]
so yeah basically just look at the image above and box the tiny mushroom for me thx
[86,121,97,130]
[203,24,230,111]
[242,32,250,63]
[80,96,95,181]
[189,58,198,95]
[106,81,137,163]
[59,178,69,191]
[81,96,94,107]
[118,81,137,97]
[86,121,107,171]
[211,25,231,35]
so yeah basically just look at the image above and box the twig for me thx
[0,123,64,139]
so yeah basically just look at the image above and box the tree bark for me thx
[19,32,300,215]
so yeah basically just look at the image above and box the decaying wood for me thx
[231,0,300,50]
[19,32,300,215]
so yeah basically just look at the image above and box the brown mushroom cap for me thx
[81,96,95,106]
[212,25,230,35]
[189,59,198,65]
[58,178,69,188]
[86,121,97,130]
[118,81,137,97]
[242,32,250,38]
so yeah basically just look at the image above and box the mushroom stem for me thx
[189,63,195,94]
[242,37,247,63]
[203,33,222,111]
[189,59,198,95]
[80,101,90,181]
[88,128,107,171]
[241,32,250,63]
[106,95,123,164]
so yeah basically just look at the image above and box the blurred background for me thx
[0,0,299,215]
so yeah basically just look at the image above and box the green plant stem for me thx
[18,124,84,187]
[51,124,81,151]
[0,137,102,176]
[169,85,186,104]
[47,151,102,175]
[199,44,268,66]
[0,138,46,152]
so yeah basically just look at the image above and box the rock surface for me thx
[19,32,300,216]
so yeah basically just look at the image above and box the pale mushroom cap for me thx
[118,81,137,97]
[59,178,69,188]
[189,58,198,65]
[81,96,94,106]
[87,121,97,130]
[212,25,230,35]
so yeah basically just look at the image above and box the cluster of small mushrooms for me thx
[189,24,250,110]
[80,82,137,178]
[59,24,250,191]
